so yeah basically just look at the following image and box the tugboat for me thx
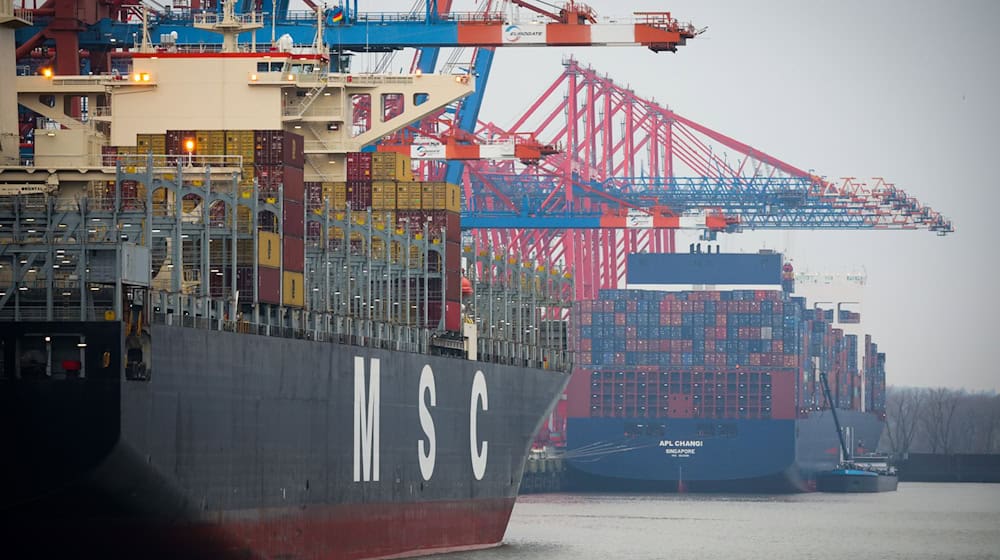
[816,373,898,492]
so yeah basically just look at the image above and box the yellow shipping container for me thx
[282,271,305,307]
[332,212,367,226]
[236,206,253,232]
[372,210,395,230]
[323,182,347,210]
[372,238,387,260]
[196,130,227,156]
[258,231,281,268]
[240,164,255,186]
[372,181,398,210]
[136,134,167,165]
[421,183,440,210]
[372,152,413,181]
[396,183,421,210]
[225,130,255,156]
[445,182,461,212]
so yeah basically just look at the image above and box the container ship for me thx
[0,6,572,558]
[561,250,887,492]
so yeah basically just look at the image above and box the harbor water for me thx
[428,483,1000,560]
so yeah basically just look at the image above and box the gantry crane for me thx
[444,59,952,300]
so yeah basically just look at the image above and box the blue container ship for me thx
[562,251,887,492]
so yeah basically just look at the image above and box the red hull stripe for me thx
[11,498,516,560]
[228,498,516,559]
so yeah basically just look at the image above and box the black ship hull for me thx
[0,321,569,559]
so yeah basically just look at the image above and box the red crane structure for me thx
[445,58,952,300]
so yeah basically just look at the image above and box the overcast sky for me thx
[344,0,998,392]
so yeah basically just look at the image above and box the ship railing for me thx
[13,8,34,25]
[0,304,115,322]
[149,309,569,371]
[326,74,416,86]
[192,10,264,27]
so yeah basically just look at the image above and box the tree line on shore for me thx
[884,386,1000,456]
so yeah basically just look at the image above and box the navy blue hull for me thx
[565,411,885,492]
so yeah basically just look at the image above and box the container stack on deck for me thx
[562,253,886,437]
[101,131,471,332]
[307,151,463,331]
[864,335,887,418]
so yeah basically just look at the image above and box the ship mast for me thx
[193,0,264,53]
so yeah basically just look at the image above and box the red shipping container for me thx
[580,339,592,352]
[258,266,281,304]
[614,313,625,326]
[282,131,305,168]
[445,299,462,332]
[445,240,461,275]
[307,221,322,241]
[283,199,305,237]
[166,130,196,155]
[283,165,305,201]
[668,394,693,418]
[347,180,372,210]
[444,210,461,242]
[581,314,592,325]
[627,301,637,312]
[305,182,323,210]
[101,145,118,166]
[346,152,373,180]
[770,370,797,419]
[282,235,305,272]
[625,340,637,351]
[447,274,461,302]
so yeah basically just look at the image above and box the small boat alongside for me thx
[817,456,899,493]
[815,373,898,493]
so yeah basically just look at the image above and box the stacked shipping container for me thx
[570,289,801,421]
[567,285,887,425]
[154,129,306,307]
[112,137,466,327]
[307,152,463,331]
